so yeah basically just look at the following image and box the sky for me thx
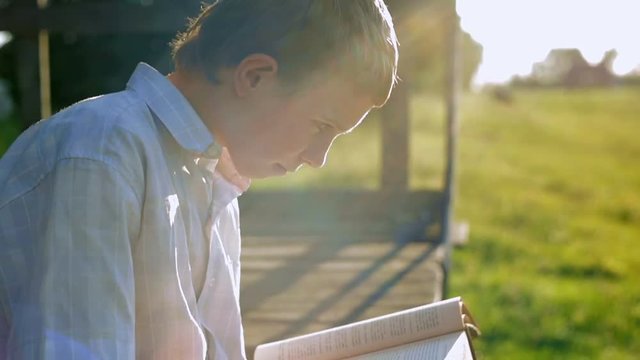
[2,1,639,85]
[457,0,640,85]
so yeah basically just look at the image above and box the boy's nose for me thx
[302,138,333,168]
[302,148,328,168]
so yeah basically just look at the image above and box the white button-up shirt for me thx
[0,63,248,359]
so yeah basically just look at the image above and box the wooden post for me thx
[381,78,409,193]
[440,1,461,299]
[38,0,52,119]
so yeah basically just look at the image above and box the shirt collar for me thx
[126,62,222,159]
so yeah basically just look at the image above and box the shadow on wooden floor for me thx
[240,235,445,359]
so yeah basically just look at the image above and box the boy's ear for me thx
[234,54,279,97]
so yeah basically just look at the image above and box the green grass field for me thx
[2,87,638,358]
[452,88,640,359]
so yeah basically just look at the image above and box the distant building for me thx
[526,48,617,88]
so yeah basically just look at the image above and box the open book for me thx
[253,297,480,360]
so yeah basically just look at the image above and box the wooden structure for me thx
[0,0,461,357]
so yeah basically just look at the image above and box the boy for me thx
[0,0,398,358]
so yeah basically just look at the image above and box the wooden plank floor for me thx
[240,235,445,359]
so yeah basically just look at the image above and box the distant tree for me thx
[619,71,640,86]
[530,49,587,86]
[394,2,482,92]
[599,49,617,71]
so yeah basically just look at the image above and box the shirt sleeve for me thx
[5,158,140,359]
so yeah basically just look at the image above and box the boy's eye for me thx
[314,121,331,133]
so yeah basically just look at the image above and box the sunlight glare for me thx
[0,32,12,48]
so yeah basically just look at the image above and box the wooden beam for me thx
[239,190,441,237]
[0,0,446,35]
[0,3,195,34]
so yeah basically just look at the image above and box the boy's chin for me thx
[238,163,287,179]
[255,163,288,178]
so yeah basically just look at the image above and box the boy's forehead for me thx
[291,73,373,116]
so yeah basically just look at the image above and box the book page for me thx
[253,297,464,360]
[346,331,472,360]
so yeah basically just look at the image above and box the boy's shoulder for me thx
[54,88,155,145]
[0,89,157,206]
[27,89,155,160]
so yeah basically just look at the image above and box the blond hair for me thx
[171,0,398,105]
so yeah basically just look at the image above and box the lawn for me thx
[451,88,640,359]
[2,87,638,359]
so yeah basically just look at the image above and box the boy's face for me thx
[224,73,375,179]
